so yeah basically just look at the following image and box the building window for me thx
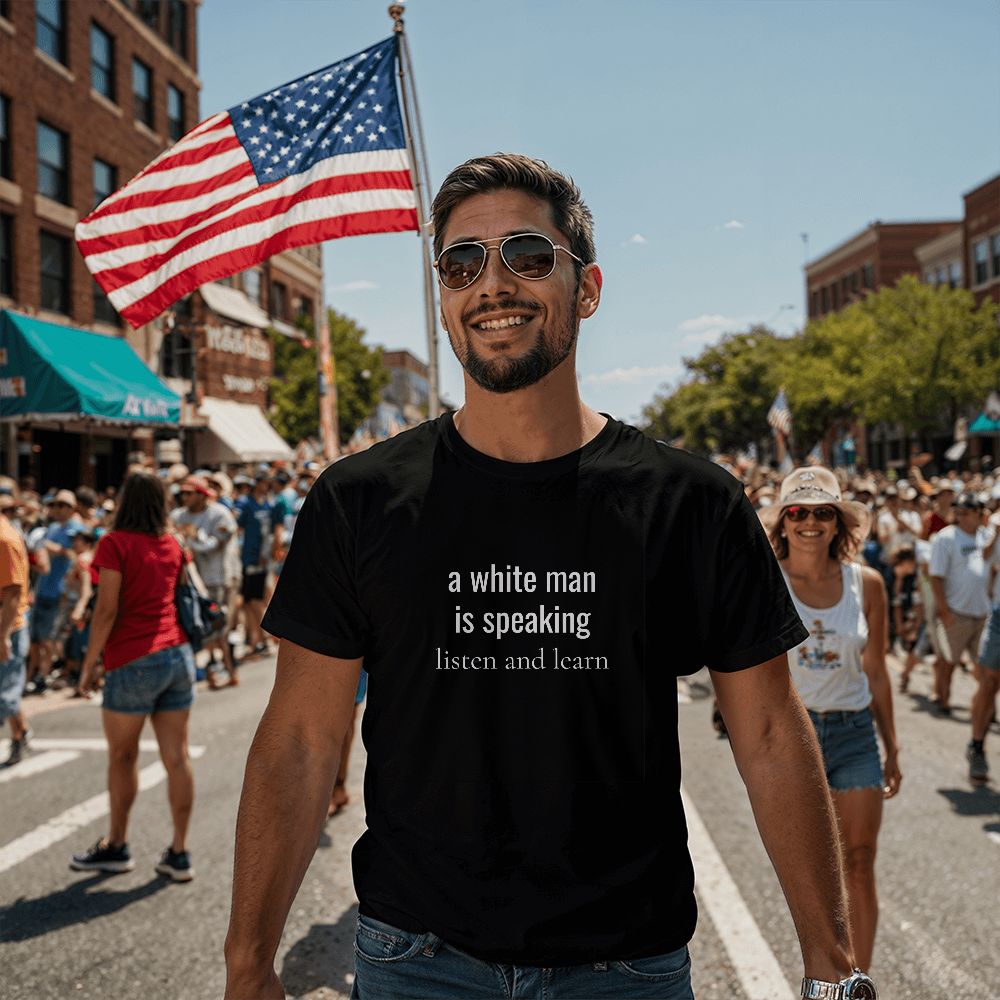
[831,283,839,312]
[973,239,989,285]
[167,84,184,143]
[93,158,116,209]
[132,59,152,127]
[992,234,1000,279]
[861,263,874,289]
[937,266,947,287]
[0,213,13,297]
[35,0,65,64]
[37,121,68,204]
[0,94,11,180]
[270,281,287,319]
[39,230,70,314]
[297,296,313,321]
[925,272,936,286]
[167,0,187,59]
[820,287,828,313]
[849,271,858,296]
[243,269,261,306]
[159,325,192,379]
[137,0,160,32]
[93,279,119,325]
[809,291,818,318]
[949,262,962,289]
[90,23,115,99]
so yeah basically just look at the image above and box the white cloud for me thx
[679,314,740,331]
[630,233,646,243]
[330,279,378,292]
[723,220,744,229]
[581,363,681,386]
[683,329,723,344]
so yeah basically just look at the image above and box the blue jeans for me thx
[0,627,29,722]
[351,914,694,999]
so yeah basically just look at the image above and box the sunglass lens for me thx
[438,243,486,289]
[502,235,556,279]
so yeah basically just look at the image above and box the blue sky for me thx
[198,0,999,424]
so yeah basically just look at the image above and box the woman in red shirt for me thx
[71,471,197,882]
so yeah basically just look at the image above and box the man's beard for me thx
[453,299,577,395]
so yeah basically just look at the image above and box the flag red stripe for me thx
[89,170,415,285]
[118,207,418,326]
[130,133,245,180]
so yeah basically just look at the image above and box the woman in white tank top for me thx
[760,467,900,973]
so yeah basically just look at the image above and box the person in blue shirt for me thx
[28,489,83,692]
[236,472,283,658]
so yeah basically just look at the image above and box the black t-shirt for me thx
[263,414,807,966]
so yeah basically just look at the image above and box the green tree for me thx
[328,307,391,444]
[267,309,390,445]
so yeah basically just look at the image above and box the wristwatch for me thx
[801,969,877,999]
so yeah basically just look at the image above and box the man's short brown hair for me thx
[431,153,596,281]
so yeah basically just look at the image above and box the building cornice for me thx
[105,0,202,90]
[271,249,323,289]
[913,225,963,266]
[805,225,877,277]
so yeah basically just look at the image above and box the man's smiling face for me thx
[438,189,583,395]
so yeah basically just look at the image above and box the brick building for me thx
[804,220,959,321]
[962,173,1000,309]
[0,1,322,484]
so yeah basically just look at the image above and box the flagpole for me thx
[390,4,441,419]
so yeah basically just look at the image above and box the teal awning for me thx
[969,413,1000,435]
[0,310,180,425]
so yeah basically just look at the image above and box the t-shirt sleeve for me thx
[261,475,369,659]
[700,491,809,673]
[93,533,125,575]
[929,534,949,577]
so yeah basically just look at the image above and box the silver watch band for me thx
[801,978,844,999]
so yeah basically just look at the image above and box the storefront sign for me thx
[222,374,272,395]
[122,393,172,420]
[207,325,270,362]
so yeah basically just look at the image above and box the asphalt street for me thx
[1,652,998,1000]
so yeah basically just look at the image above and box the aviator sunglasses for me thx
[434,233,584,290]
[784,505,838,522]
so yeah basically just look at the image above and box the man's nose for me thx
[477,245,516,296]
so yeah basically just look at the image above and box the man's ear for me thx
[576,264,602,320]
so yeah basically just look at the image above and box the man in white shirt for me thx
[929,493,992,720]
[877,485,922,561]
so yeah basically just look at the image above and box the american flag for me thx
[75,36,417,329]
[767,387,793,437]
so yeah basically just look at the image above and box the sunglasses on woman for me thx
[434,233,584,290]
[784,505,838,522]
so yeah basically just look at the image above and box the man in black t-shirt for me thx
[225,155,862,1000]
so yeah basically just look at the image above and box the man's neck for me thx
[453,369,607,463]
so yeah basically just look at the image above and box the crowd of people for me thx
[0,454,325,761]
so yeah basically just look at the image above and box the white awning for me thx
[199,283,271,330]
[194,396,295,465]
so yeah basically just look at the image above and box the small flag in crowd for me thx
[806,441,824,465]
[767,387,793,437]
[75,36,417,328]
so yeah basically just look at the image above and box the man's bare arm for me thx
[224,640,362,1000]
[712,653,855,983]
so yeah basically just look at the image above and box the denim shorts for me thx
[807,705,883,791]
[102,643,196,715]
[351,914,693,999]
[978,605,1000,672]
[29,596,63,643]
[0,627,29,722]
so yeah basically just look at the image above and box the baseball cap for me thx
[178,476,216,498]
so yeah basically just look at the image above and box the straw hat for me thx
[758,467,872,537]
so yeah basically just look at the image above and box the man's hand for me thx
[78,663,102,695]
[882,749,902,798]
[224,966,285,1000]
[938,608,956,630]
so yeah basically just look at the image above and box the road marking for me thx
[681,785,796,1000]
[0,749,82,784]
[0,745,205,875]
[0,737,162,755]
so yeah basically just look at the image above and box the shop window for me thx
[133,58,152,127]
[37,121,68,204]
[992,234,1000,279]
[270,281,287,319]
[0,213,13,297]
[39,230,70,314]
[167,0,187,59]
[91,23,115,100]
[93,279,119,326]
[949,262,962,289]
[35,0,65,65]
[862,263,874,289]
[93,158,116,209]
[924,272,936,286]
[167,84,184,143]
[137,0,160,32]
[298,296,313,321]
[0,95,11,180]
